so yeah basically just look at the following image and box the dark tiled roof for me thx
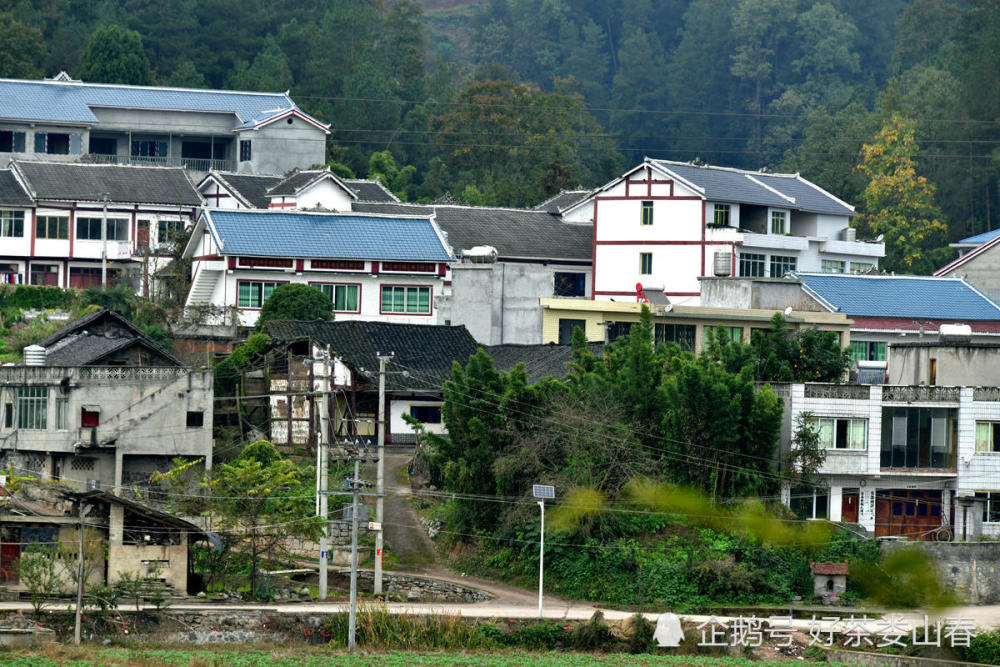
[13,161,201,206]
[794,272,1000,320]
[0,169,32,206]
[485,342,604,384]
[263,320,480,391]
[266,169,354,198]
[213,172,281,208]
[810,561,848,576]
[533,190,592,214]
[44,333,135,365]
[37,308,181,366]
[354,202,593,262]
[344,179,400,203]
[652,160,855,216]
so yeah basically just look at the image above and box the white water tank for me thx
[23,345,46,366]
[939,323,973,340]
[464,246,498,263]
[713,251,732,277]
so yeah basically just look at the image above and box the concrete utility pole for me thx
[100,192,110,288]
[317,347,332,600]
[74,502,86,645]
[374,353,392,596]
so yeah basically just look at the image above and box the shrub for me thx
[955,628,1000,665]
[571,611,615,651]
[515,621,568,650]
[256,283,332,329]
[627,614,656,654]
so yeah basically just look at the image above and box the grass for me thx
[0,647,850,667]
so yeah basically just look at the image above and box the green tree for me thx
[256,284,333,330]
[368,150,417,202]
[80,24,151,85]
[163,58,207,88]
[854,116,952,273]
[0,13,48,79]
[16,548,63,617]
[227,38,294,92]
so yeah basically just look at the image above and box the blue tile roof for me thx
[956,228,1000,245]
[793,272,1000,320]
[206,210,454,262]
[0,78,322,130]
[652,160,855,216]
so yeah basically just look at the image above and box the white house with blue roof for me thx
[560,158,885,306]
[936,229,1000,303]
[183,209,454,326]
[0,73,329,176]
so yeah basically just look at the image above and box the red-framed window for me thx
[380,284,432,315]
[310,282,361,313]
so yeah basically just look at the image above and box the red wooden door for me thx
[842,492,859,523]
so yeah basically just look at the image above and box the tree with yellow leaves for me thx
[855,116,952,274]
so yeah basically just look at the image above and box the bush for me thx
[955,628,1000,665]
[571,611,615,651]
[627,614,655,654]
[256,283,332,329]
[515,621,568,650]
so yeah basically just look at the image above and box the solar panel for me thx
[532,484,555,499]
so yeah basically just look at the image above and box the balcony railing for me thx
[84,153,235,172]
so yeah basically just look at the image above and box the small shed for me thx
[810,560,848,600]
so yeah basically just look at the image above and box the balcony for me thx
[84,153,235,172]
[740,232,809,252]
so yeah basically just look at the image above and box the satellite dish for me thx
[784,306,793,316]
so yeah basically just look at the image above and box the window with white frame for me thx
[821,259,845,273]
[381,285,430,314]
[769,255,796,277]
[976,492,1000,523]
[815,417,867,450]
[850,262,874,274]
[55,397,69,430]
[237,280,282,308]
[314,283,360,312]
[0,210,24,237]
[770,210,787,234]
[976,422,1000,453]
[157,218,183,246]
[17,387,47,430]
[739,253,765,277]
[0,130,26,153]
[409,405,442,424]
[790,487,829,520]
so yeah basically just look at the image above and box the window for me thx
[703,325,743,345]
[849,340,886,364]
[237,280,282,308]
[186,411,204,428]
[606,321,632,341]
[315,283,360,312]
[0,130,25,153]
[554,272,586,297]
[239,140,252,162]
[713,203,731,226]
[976,492,1000,523]
[55,398,69,430]
[17,387,48,430]
[81,408,99,428]
[35,216,69,240]
[0,210,24,238]
[815,417,867,450]
[131,139,167,157]
[89,137,117,155]
[76,217,128,241]
[976,422,1000,453]
[381,285,431,314]
[770,210,787,234]
[640,201,653,226]
[655,323,696,351]
[790,487,829,520]
[558,318,586,344]
[640,252,653,275]
[409,405,442,424]
[157,219,183,245]
[4,402,12,428]
[880,406,957,469]
[30,264,58,286]
[769,255,796,277]
[738,253,765,277]
[35,132,76,155]
[821,259,845,273]
[850,262,874,274]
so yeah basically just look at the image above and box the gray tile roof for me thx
[44,333,135,366]
[0,169,32,206]
[212,172,280,208]
[13,161,202,206]
[354,202,593,262]
[485,342,604,383]
[533,190,592,214]
[37,308,181,366]
[266,169,348,197]
[652,160,855,216]
[263,320,480,391]
[344,179,400,203]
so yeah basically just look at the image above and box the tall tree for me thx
[227,38,293,92]
[80,24,151,85]
[0,13,48,79]
[855,116,952,274]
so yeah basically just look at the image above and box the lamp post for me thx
[100,192,110,288]
[532,484,554,618]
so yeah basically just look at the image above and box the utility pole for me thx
[374,353,392,596]
[317,346,332,600]
[74,501,86,645]
[100,192,110,288]
[347,454,361,651]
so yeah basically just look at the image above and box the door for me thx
[841,491,859,523]
[137,220,149,249]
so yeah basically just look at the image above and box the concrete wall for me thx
[881,541,1000,604]
[108,541,188,592]
[699,277,825,312]
[890,344,1000,387]
[243,120,326,175]
[939,241,1000,303]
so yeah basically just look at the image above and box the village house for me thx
[0,309,213,495]
[558,158,885,306]
[182,209,454,327]
[936,228,1000,303]
[197,168,400,210]
[700,273,1000,368]
[0,73,328,176]
[0,161,201,296]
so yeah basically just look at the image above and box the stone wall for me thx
[341,570,493,603]
[881,541,1000,604]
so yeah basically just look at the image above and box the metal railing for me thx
[84,153,235,172]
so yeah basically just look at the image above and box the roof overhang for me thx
[235,108,331,134]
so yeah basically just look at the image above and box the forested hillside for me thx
[2,0,998,261]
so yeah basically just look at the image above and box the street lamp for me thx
[100,192,111,288]
[532,484,555,618]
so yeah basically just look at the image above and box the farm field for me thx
[2,648,845,667]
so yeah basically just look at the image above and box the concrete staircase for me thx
[186,266,221,306]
